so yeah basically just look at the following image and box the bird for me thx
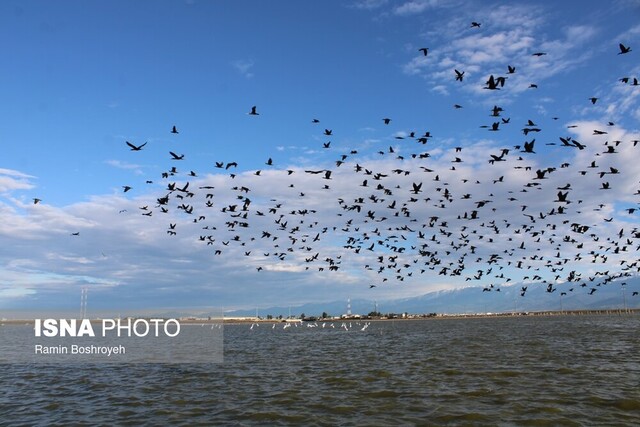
[418,48,428,56]
[618,43,631,54]
[169,151,185,160]
[454,69,465,81]
[249,105,259,115]
[126,141,147,151]
[522,139,535,153]
[171,125,179,134]
[556,191,569,203]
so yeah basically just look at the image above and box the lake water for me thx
[2,315,639,425]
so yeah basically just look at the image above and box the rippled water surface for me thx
[2,315,640,425]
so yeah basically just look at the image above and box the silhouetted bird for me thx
[618,43,631,54]
[126,141,147,151]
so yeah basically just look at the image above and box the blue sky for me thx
[1,0,639,312]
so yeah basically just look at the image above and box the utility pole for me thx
[80,287,88,319]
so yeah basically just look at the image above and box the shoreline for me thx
[2,308,638,325]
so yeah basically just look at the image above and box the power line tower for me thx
[80,287,88,319]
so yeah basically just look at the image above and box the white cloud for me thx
[350,0,389,10]
[394,0,440,16]
[0,169,35,193]
[401,3,601,101]
[104,159,145,175]
[232,59,255,79]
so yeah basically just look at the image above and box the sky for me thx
[1,0,639,313]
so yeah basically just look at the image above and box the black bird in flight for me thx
[618,43,631,54]
[418,47,428,56]
[454,69,465,81]
[126,141,147,151]
[522,139,535,153]
[484,75,503,90]
[169,151,185,160]
[249,106,259,115]
[171,125,179,134]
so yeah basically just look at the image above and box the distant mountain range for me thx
[228,278,640,318]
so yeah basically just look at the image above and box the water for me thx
[2,315,640,425]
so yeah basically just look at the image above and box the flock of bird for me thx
[107,29,639,302]
[247,321,371,332]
